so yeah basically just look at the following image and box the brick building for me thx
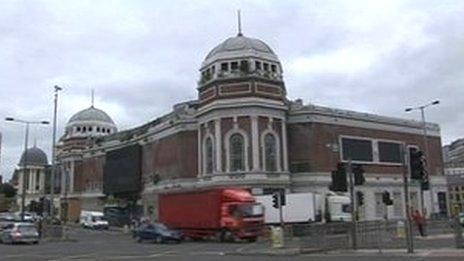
[56,31,447,222]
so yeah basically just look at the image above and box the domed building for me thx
[15,145,50,211]
[19,146,48,167]
[56,103,117,221]
[196,31,289,182]
[64,106,117,139]
[198,33,285,104]
[55,25,447,223]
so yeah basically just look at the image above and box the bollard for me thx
[396,221,405,238]
[271,226,284,248]
[454,217,463,249]
[123,224,129,234]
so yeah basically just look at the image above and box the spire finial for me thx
[91,88,95,107]
[237,10,243,36]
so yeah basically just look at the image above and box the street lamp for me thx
[405,100,440,215]
[50,85,63,218]
[5,117,49,221]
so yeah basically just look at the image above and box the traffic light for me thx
[279,190,286,206]
[421,179,430,191]
[272,192,279,209]
[352,164,366,186]
[410,149,430,191]
[329,163,347,192]
[356,191,364,206]
[382,191,393,206]
[272,189,285,209]
[410,150,425,180]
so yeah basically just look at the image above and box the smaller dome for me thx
[19,146,48,166]
[68,106,115,125]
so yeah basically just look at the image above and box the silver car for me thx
[1,223,39,244]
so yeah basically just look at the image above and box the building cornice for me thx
[288,104,441,137]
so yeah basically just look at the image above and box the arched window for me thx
[264,133,277,171]
[230,133,245,171]
[205,137,214,174]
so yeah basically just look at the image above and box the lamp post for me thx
[50,85,62,218]
[5,117,49,221]
[405,100,440,215]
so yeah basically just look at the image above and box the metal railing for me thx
[294,219,461,251]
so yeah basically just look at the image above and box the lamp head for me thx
[41,121,50,125]
[5,117,14,121]
[432,100,440,105]
[405,108,413,112]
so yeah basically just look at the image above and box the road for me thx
[0,227,462,260]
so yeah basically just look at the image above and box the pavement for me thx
[226,233,464,257]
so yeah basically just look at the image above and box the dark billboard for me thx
[103,144,141,195]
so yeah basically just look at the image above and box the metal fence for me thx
[294,218,459,251]
[294,222,351,251]
[41,224,64,239]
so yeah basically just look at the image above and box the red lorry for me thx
[158,187,264,242]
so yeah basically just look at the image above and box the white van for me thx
[326,195,352,222]
[80,211,109,230]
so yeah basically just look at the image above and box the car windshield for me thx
[236,203,264,217]
[342,204,352,213]
[18,225,37,233]
[154,223,169,231]
[92,216,106,222]
[0,214,15,221]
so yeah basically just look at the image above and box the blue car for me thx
[134,223,182,243]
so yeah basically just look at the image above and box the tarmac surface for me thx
[0,226,462,260]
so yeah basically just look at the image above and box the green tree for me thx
[0,183,17,198]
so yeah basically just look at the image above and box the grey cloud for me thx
[1,0,464,181]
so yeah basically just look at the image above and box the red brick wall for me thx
[80,155,105,192]
[141,131,198,181]
[288,122,443,175]
[198,79,285,106]
[73,161,83,192]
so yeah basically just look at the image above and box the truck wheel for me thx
[247,237,257,243]
[224,229,236,242]
[218,229,227,242]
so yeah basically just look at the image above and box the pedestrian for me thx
[412,209,426,237]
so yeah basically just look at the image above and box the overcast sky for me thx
[1,0,463,180]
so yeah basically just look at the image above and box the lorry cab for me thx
[159,187,264,242]
[80,211,109,230]
[326,195,352,222]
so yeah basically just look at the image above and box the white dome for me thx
[68,106,115,125]
[65,106,117,139]
[202,35,280,68]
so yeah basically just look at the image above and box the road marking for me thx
[147,251,176,257]
[47,253,96,261]
[96,250,176,260]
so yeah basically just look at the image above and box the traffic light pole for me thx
[347,159,357,250]
[402,146,414,253]
[278,192,284,229]
[420,107,431,217]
